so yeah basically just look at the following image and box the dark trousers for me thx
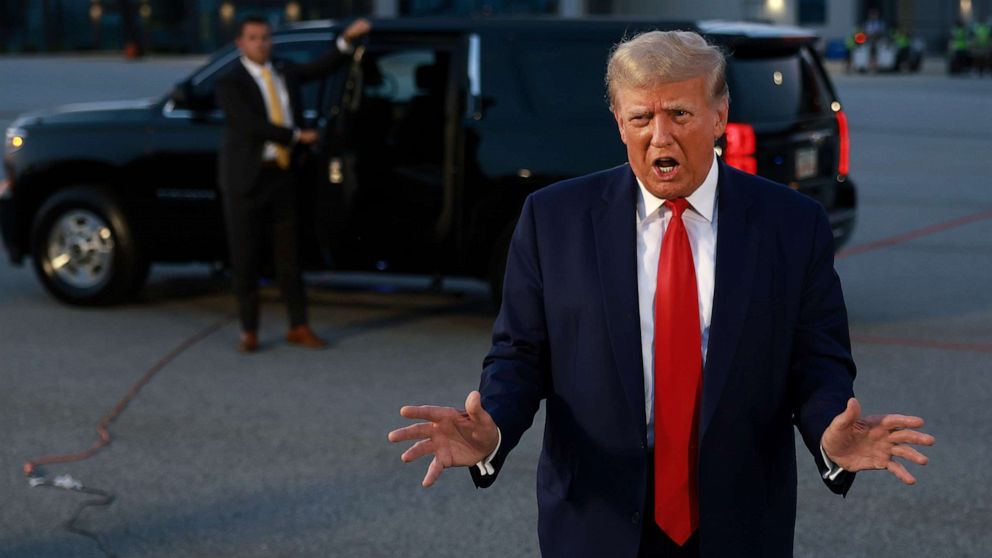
[639,455,701,558]
[222,167,307,332]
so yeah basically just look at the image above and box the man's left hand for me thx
[342,18,372,44]
[822,397,934,485]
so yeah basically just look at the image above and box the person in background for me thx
[216,16,371,353]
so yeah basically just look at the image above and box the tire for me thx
[30,186,148,305]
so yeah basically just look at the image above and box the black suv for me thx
[1,18,856,305]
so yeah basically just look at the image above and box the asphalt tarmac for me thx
[1,54,990,557]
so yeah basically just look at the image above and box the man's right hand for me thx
[387,391,499,487]
[297,129,319,145]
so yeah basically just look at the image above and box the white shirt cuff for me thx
[336,36,354,54]
[820,445,846,481]
[475,428,501,476]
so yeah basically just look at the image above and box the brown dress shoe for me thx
[286,325,327,349]
[238,331,259,353]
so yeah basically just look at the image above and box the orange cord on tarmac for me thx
[23,317,229,478]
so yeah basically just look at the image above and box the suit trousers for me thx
[639,455,701,558]
[222,166,307,332]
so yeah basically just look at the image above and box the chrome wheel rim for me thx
[46,209,114,290]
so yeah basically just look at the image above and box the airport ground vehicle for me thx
[2,18,857,305]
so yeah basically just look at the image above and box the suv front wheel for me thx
[30,186,149,305]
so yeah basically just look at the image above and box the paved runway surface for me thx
[0,55,990,557]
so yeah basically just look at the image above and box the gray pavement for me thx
[1,54,991,557]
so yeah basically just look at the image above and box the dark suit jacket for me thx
[215,48,350,195]
[471,161,856,558]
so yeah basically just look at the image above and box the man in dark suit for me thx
[388,31,933,557]
[216,16,370,352]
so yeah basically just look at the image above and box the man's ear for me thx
[712,96,729,140]
[614,110,628,145]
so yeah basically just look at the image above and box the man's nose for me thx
[649,117,674,147]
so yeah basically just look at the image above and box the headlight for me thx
[5,127,27,154]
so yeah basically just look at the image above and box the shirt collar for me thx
[240,56,272,78]
[635,153,719,223]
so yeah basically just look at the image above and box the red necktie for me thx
[653,198,702,545]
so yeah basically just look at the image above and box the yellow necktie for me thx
[260,66,291,170]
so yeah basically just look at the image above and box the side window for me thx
[726,51,827,123]
[272,40,338,114]
[480,33,615,121]
[363,49,438,103]
[352,45,451,163]
[514,38,613,117]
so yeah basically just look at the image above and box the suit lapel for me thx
[233,63,268,115]
[591,165,648,440]
[700,162,759,442]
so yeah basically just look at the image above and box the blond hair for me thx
[606,30,729,110]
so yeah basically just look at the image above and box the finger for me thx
[888,429,935,446]
[400,405,457,422]
[465,391,488,423]
[423,456,445,488]
[831,397,861,430]
[891,444,929,466]
[401,439,436,463]
[879,414,925,430]
[387,422,434,443]
[886,459,918,485]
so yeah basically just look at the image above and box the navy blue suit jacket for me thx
[471,161,856,558]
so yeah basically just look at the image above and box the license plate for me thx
[795,147,818,180]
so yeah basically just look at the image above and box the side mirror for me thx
[171,82,190,104]
[170,81,213,113]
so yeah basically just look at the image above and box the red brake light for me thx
[836,111,850,176]
[724,122,757,174]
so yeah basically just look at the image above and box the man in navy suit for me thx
[389,31,933,557]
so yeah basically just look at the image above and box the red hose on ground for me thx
[23,317,230,477]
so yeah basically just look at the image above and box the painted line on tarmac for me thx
[852,334,992,354]
[837,208,992,260]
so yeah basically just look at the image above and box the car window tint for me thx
[514,39,611,117]
[272,40,334,112]
[363,49,437,103]
[726,53,826,122]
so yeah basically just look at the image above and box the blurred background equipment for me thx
[2,1,991,59]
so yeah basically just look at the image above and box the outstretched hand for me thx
[387,391,500,487]
[821,398,934,485]
[341,18,372,44]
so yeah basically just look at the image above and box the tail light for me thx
[836,111,850,176]
[724,122,757,174]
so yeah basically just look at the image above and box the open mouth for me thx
[653,157,680,177]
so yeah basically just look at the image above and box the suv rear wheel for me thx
[30,186,148,305]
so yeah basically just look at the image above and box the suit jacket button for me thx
[631,511,641,524]
[640,442,646,449]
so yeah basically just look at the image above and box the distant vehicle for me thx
[850,33,923,73]
[1,18,857,305]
